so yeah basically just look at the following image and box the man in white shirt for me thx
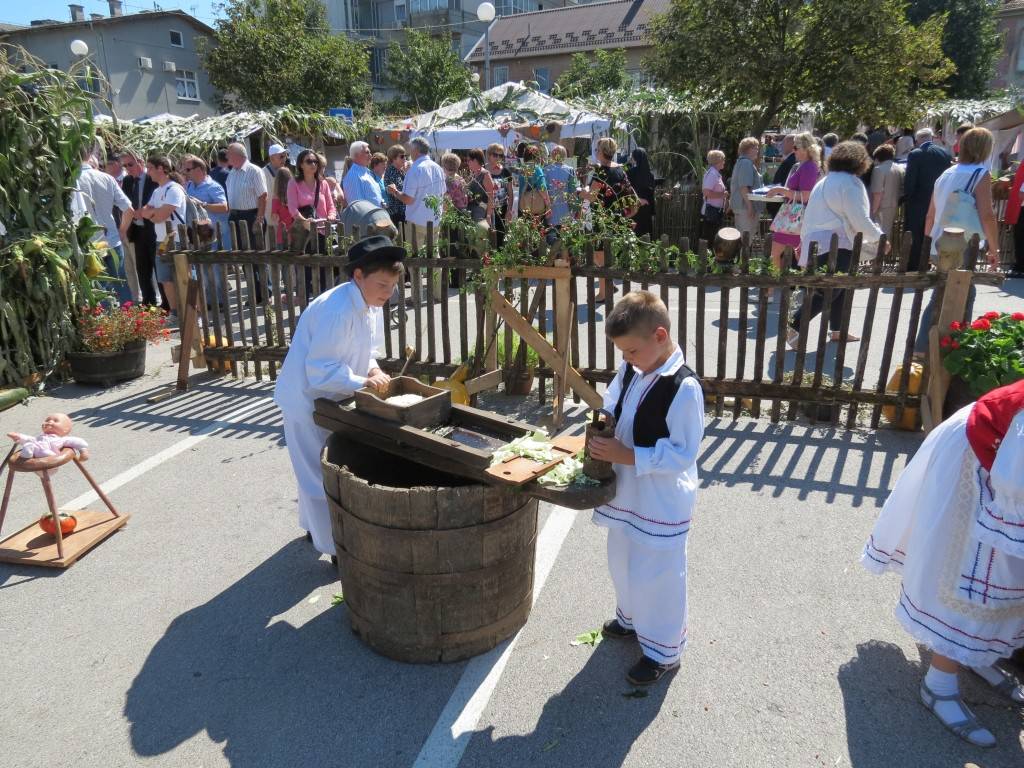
[139,155,187,313]
[74,147,135,302]
[262,143,289,201]
[343,141,385,207]
[387,137,445,249]
[225,142,268,239]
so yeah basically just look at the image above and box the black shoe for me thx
[626,655,679,686]
[305,530,312,542]
[330,554,338,567]
[602,618,637,639]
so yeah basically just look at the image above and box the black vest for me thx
[613,362,699,448]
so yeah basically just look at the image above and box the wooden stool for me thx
[0,447,129,568]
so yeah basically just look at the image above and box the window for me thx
[493,65,509,85]
[533,66,549,92]
[410,0,447,11]
[371,47,388,84]
[395,2,407,22]
[175,70,199,101]
[1017,30,1024,73]
[169,29,184,47]
[76,68,101,95]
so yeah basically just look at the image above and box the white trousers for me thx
[607,527,689,664]
[282,410,334,556]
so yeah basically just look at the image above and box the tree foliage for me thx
[202,0,371,112]
[646,0,954,135]
[906,0,1002,98]
[554,49,631,99]
[383,31,473,112]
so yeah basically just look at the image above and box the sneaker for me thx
[601,618,637,639]
[626,655,680,686]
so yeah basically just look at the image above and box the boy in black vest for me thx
[589,291,705,685]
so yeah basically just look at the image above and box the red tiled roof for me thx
[465,0,667,62]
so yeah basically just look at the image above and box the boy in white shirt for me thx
[589,291,705,686]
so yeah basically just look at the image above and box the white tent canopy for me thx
[390,82,618,152]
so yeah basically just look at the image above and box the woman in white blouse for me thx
[788,141,884,349]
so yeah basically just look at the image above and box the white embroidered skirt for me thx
[862,405,1024,667]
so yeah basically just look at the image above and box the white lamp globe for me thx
[70,39,89,57]
[477,2,495,22]
[471,72,481,84]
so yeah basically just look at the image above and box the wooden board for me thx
[0,508,129,568]
[484,434,585,485]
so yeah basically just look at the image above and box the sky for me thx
[0,0,223,28]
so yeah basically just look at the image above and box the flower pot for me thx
[66,340,147,387]
[943,375,976,417]
[504,371,535,396]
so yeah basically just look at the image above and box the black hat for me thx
[344,235,406,276]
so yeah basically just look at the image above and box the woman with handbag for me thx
[912,127,1000,355]
[787,141,883,349]
[589,137,638,301]
[288,149,337,296]
[766,132,821,302]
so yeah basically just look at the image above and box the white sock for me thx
[972,664,1024,703]
[924,666,996,746]
[971,664,1005,687]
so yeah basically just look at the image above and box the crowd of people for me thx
[72,133,663,316]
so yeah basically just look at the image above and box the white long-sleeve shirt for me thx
[592,346,705,547]
[799,171,882,266]
[273,281,383,419]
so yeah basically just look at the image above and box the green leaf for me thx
[331,593,345,606]
[570,629,603,647]
[541,739,559,753]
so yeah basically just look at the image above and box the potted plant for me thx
[67,301,171,386]
[497,334,540,395]
[940,311,1024,412]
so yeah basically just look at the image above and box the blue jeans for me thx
[914,282,976,354]
[103,244,134,304]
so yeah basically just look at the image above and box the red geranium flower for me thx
[123,300,133,309]
[1012,312,1024,321]
[971,318,992,331]
[983,311,1001,320]
[951,340,960,349]
[949,321,962,331]
[940,335,952,348]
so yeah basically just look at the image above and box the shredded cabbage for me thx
[536,452,602,488]
[490,431,553,465]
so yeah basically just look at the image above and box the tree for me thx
[646,0,954,136]
[906,0,1002,98]
[202,0,370,112]
[554,49,631,99]
[383,31,473,112]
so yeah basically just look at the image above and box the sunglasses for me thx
[303,158,319,165]
[184,166,197,172]
[490,153,505,159]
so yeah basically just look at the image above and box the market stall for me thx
[379,82,617,154]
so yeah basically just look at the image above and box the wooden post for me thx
[553,258,572,425]
[172,251,205,368]
[923,228,971,432]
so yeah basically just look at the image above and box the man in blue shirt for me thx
[342,141,385,207]
[544,146,580,233]
[184,155,231,300]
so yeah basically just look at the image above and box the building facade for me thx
[464,0,664,92]
[992,0,1024,90]
[323,0,574,98]
[0,2,218,121]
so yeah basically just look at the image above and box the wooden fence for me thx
[164,218,1003,430]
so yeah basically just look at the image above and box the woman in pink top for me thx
[766,132,821,300]
[288,150,337,252]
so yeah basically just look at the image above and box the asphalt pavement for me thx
[1,282,1023,767]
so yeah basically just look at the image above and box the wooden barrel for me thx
[321,433,538,663]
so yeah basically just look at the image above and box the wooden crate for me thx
[353,376,451,428]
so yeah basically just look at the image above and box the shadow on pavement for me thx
[839,640,1023,765]
[64,378,285,444]
[125,538,465,767]
[463,640,670,767]
[699,418,919,507]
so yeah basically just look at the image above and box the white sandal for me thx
[919,681,996,748]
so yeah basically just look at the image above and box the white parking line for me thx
[412,506,577,768]
[65,398,274,509]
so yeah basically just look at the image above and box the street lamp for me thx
[477,2,495,91]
